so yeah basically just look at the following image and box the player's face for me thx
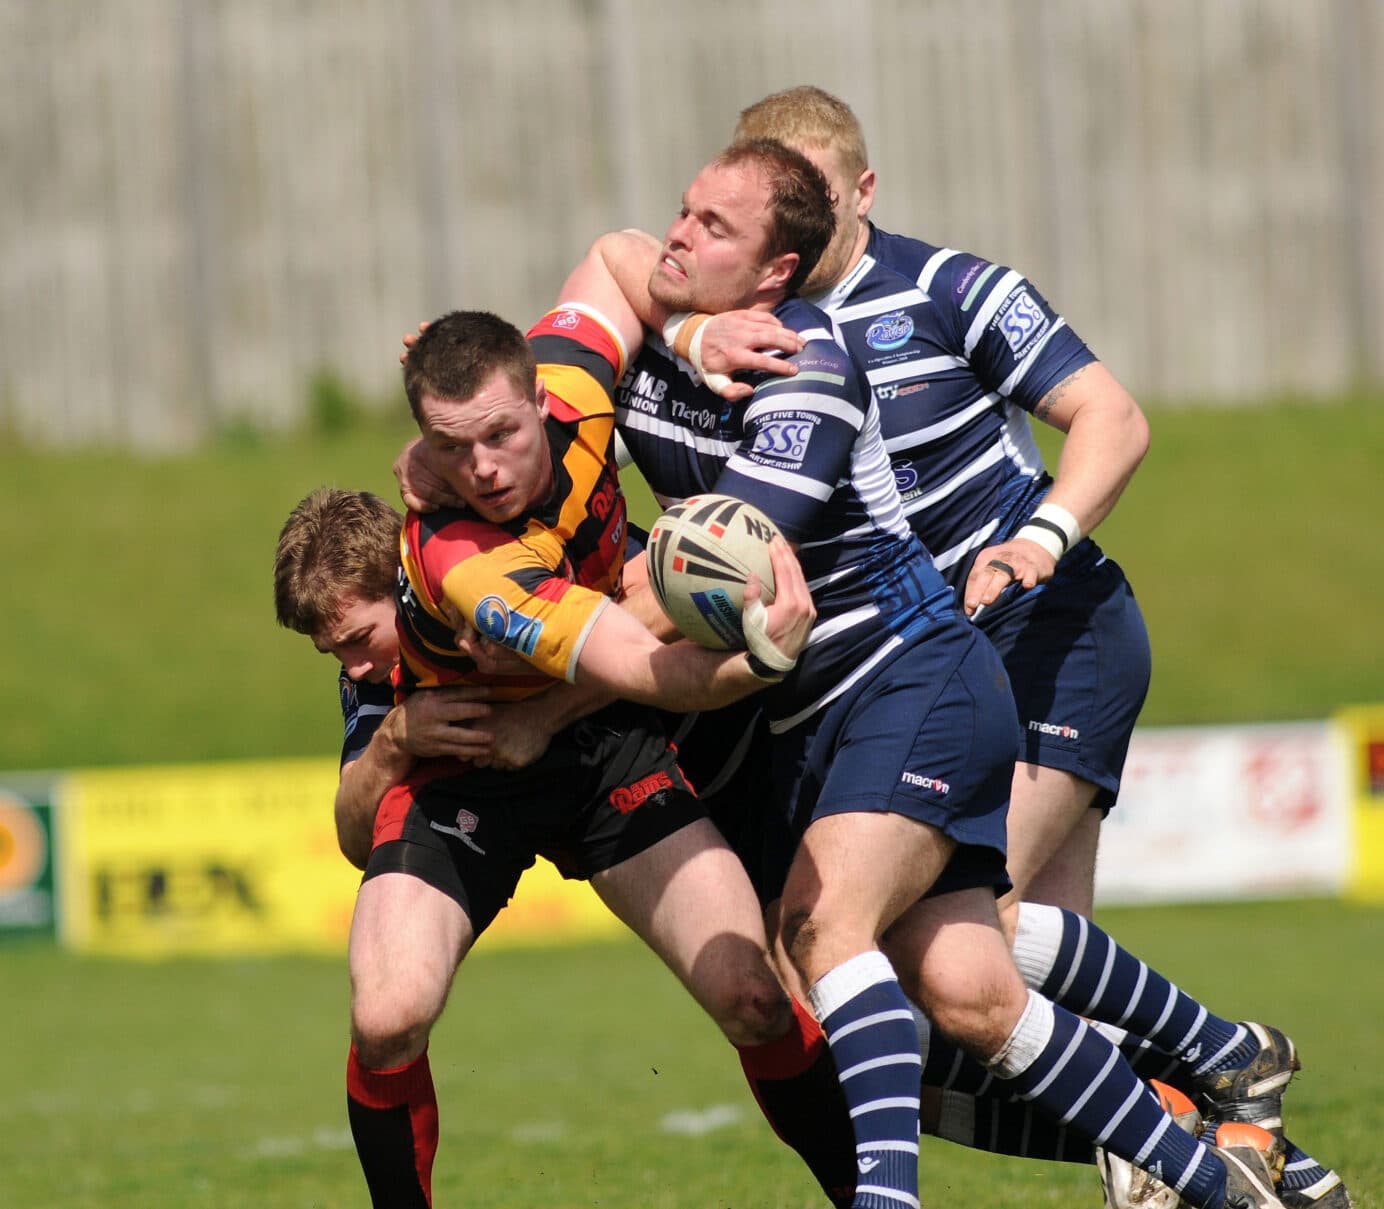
[648,160,787,315]
[793,142,874,294]
[313,594,398,684]
[417,371,554,524]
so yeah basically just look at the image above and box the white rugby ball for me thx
[647,494,781,649]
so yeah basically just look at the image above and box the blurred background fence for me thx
[2,0,1381,450]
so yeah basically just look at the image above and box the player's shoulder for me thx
[527,304,628,398]
[869,224,1006,303]
[408,506,516,563]
[770,296,844,366]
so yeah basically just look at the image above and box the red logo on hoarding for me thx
[1367,741,1384,797]
[1243,743,1322,832]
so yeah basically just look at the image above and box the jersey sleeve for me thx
[527,304,629,398]
[413,514,610,684]
[339,671,393,767]
[712,339,866,543]
[925,251,1096,412]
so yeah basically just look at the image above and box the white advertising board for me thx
[1095,721,1351,905]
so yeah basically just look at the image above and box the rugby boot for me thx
[1194,1023,1299,1139]
[1278,1164,1353,1209]
[1095,1081,1202,1209]
[1209,1121,1287,1209]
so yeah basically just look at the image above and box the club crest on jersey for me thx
[865,310,914,350]
[474,595,543,656]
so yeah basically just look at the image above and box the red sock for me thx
[346,1044,439,1208]
[737,998,856,1208]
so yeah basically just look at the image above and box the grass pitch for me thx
[3,898,1380,1208]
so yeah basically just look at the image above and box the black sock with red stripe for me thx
[346,1044,439,1209]
[736,998,856,1209]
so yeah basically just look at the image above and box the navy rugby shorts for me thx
[977,550,1150,812]
[364,701,704,935]
[765,617,1017,903]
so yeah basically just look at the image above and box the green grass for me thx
[0,395,1380,772]
[1,899,1380,1208]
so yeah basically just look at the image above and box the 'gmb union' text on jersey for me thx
[616,365,734,432]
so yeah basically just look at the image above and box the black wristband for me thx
[1022,514,1071,553]
[746,651,787,682]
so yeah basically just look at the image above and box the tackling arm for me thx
[333,686,495,869]
[963,361,1149,615]
[558,231,803,398]
[1032,361,1149,536]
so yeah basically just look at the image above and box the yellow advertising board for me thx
[58,758,624,956]
[1336,705,1384,902]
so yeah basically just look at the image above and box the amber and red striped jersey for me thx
[395,305,630,700]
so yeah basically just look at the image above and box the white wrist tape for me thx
[661,312,700,355]
[660,311,733,396]
[742,597,796,680]
[1015,501,1082,562]
[686,321,734,396]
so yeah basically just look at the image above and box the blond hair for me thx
[734,86,869,181]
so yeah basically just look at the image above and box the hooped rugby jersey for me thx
[616,295,955,733]
[339,670,394,766]
[815,224,1100,591]
[395,305,630,699]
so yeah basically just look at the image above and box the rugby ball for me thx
[647,494,781,649]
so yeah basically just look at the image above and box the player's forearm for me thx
[333,710,415,869]
[524,679,617,735]
[1039,363,1149,536]
[557,230,661,351]
[574,603,774,713]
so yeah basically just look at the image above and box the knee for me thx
[778,905,824,978]
[709,965,795,1047]
[351,989,436,1069]
[920,973,1027,1060]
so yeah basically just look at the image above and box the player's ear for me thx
[760,251,799,295]
[855,167,877,218]
[533,379,550,420]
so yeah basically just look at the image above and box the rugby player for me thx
[275,306,835,1208]
[537,139,1288,1209]
[721,85,1342,1209]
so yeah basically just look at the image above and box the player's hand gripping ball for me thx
[647,494,782,649]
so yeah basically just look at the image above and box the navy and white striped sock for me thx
[1012,903,1253,1077]
[810,951,922,1209]
[988,989,1232,1209]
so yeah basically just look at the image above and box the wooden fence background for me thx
[2,0,1380,449]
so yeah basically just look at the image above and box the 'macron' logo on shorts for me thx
[609,770,674,814]
[901,771,950,795]
[1029,720,1080,740]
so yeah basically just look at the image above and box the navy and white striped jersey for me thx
[812,225,1099,591]
[339,670,393,767]
[616,295,955,733]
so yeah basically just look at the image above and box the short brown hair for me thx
[716,139,836,295]
[734,86,869,183]
[273,488,401,634]
[402,310,536,422]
